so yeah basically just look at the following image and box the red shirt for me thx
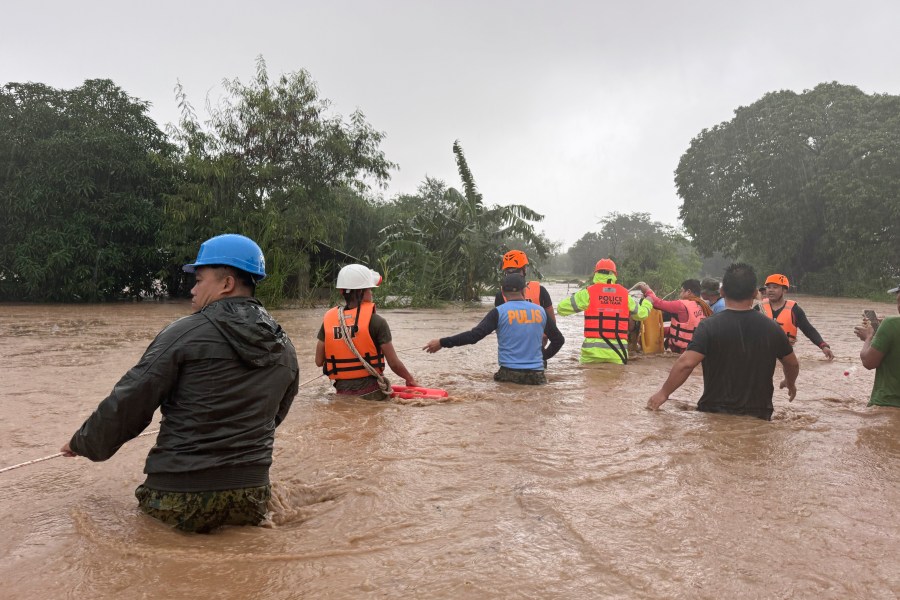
[647,291,690,322]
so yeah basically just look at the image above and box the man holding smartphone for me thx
[854,283,900,408]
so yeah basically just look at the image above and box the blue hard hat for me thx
[183,234,267,280]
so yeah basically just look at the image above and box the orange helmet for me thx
[502,250,529,270]
[594,258,617,274]
[765,273,790,288]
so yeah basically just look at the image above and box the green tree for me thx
[498,232,559,279]
[163,57,395,304]
[598,212,661,258]
[380,141,548,304]
[565,212,701,291]
[616,233,701,295]
[676,82,900,294]
[340,191,412,264]
[567,232,606,276]
[0,80,174,301]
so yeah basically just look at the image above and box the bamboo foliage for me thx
[379,141,548,304]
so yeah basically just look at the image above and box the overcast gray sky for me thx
[3,1,898,248]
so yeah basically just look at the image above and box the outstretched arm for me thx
[62,321,188,461]
[556,288,590,316]
[647,350,704,410]
[639,286,687,322]
[630,296,653,321]
[425,309,499,352]
[793,305,832,360]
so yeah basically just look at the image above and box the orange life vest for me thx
[322,301,385,380]
[665,299,706,353]
[761,299,797,344]
[502,281,541,305]
[583,283,630,340]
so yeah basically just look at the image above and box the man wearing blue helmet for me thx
[60,234,299,533]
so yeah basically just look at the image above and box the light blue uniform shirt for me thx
[496,301,546,370]
[711,297,726,314]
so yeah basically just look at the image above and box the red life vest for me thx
[322,301,385,380]
[502,281,541,305]
[761,299,797,344]
[583,283,630,340]
[666,299,706,353]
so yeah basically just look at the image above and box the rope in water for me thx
[0,428,161,474]
[0,345,426,474]
[298,345,420,388]
[0,452,64,473]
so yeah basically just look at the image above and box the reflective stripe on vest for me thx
[583,283,630,339]
[322,301,386,379]
[502,281,541,305]
[665,299,706,352]
[761,299,797,344]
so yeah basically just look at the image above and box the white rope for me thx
[0,452,65,473]
[299,373,325,387]
[301,345,418,390]
[0,427,161,475]
[1,343,425,475]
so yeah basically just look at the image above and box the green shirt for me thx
[869,316,900,408]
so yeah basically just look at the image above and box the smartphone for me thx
[863,309,881,332]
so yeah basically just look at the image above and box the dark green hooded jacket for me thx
[69,297,299,492]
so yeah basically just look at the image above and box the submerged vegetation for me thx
[1,65,897,303]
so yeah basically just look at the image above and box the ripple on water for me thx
[266,476,354,527]
[2,319,107,338]
[3,297,900,599]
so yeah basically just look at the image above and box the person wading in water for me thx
[637,279,713,355]
[556,258,652,365]
[759,273,834,360]
[648,262,800,420]
[495,250,564,366]
[61,234,299,533]
[424,273,548,385]
[316,264,417,400]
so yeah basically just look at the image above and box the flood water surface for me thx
[1,290,898,599]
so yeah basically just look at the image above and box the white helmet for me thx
[336,264,382,290]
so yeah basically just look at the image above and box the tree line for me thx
[0,59,547,305]
[1,65,897,303]
[676,82,900,296]
[552,212,703,295]
[552,82,899,297]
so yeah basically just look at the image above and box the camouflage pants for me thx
[135,484,271,534]
[494,366,547,385]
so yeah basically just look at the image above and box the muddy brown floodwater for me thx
[1,287,898,599]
